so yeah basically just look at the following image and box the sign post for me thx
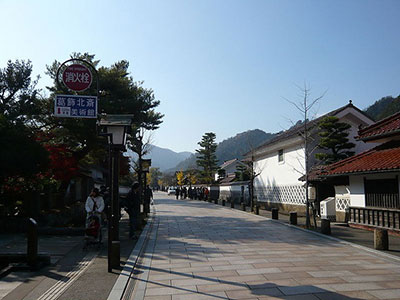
[54,95,97,118]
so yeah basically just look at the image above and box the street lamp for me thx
[98,114,132,272]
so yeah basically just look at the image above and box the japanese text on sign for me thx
[54,95,97,118]
[62,64,93,92]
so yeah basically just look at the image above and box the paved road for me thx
[132,193,400,300]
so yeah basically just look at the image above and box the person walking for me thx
[85,188,105,226]
[125,182,141,239]
[145,185,153,213]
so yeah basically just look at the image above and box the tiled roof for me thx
[324,141,400,176]
[357,112,400,141]
[219,158,238,169]
[219,173,236,183]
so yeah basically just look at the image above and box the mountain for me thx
[364,95,400,121]
[126,145,192,172]
[166,129,275,173]
[216,129,274,162]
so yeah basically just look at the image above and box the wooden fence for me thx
[365,193,400,209]
[349,206,400,230]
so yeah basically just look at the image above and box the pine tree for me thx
[196,132,218,183]
[315,116,355,164]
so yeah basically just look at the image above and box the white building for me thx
[215,158,246,182]
[322,111,400,222]
[247,101,375,213]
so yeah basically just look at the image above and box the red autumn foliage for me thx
[44,144,78,181]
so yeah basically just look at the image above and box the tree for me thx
[176,170,185,186]
[284,84,325,228]
[187,171,198,185]
[315,116,355,164]
[148,167,162,188]
[0,115,49,182]
[0,59,41,122]
[234,164,250,182]
[39,53,163,200]
[217,168,226,181]
[0,60,50,216]
[42,53,163,164]
[196,132,218,184]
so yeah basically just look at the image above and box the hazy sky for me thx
[1,0,400,153]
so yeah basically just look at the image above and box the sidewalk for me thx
[214,200,400,257]
[128,194,400,299]
[0,212,139,300]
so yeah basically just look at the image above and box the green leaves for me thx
[196,132,218,183]
[315,116,355,164]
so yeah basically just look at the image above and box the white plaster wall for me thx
[339,115,379,154]
[349,176,365,207]
[254,142,305,187]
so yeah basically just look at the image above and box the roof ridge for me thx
[249,101,367,155]
[358,111,400,136]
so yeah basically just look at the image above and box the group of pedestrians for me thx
[175,186,209,201]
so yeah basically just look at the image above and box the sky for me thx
[1,0,400,153]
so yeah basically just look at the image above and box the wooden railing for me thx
[349,206,400,230]
[365,193,400,209]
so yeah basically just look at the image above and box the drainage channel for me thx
[122,216,158,300]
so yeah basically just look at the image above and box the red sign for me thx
[62,64,92,92]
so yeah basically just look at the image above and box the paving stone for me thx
[307,271,356,278]
[226,287,283,299]
[237,267,281,276]
[146,285,199,296]
[278,285,327,295]
[367,289,400,299]
[317,282,384,292]
[144,295,172,300]
[171,291,228,300]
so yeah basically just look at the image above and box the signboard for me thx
[141,159,152,172]
[62,64,92,92]
[54,95,97,118]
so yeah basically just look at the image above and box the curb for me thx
[107,207,156,300]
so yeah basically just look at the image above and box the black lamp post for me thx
[99,114,132,272]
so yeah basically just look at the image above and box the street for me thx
[129,192,400,299]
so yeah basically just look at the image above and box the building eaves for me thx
[246,101,361,157]
[357,112,400,141]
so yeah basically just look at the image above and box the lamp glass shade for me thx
[107,126,126,145]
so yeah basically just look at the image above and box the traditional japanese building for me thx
[246,101,375,214]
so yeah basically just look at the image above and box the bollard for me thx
[321,219,331,235]
[289,212,297,225]
[241,202,246,211]
[222,200,225,206]
[27,218,38,267]
[230,201,235,208]
[111,241,121,268]
[374,228,388,250]
[271,208,279,220]
[254,205,259,215]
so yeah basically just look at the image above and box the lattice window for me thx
[255,185,306,205]
[336,197,350,211]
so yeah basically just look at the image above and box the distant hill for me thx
[166,129,275,173]
[216,129,274,162]
[126,145,192,172]
[365,95,400,121]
